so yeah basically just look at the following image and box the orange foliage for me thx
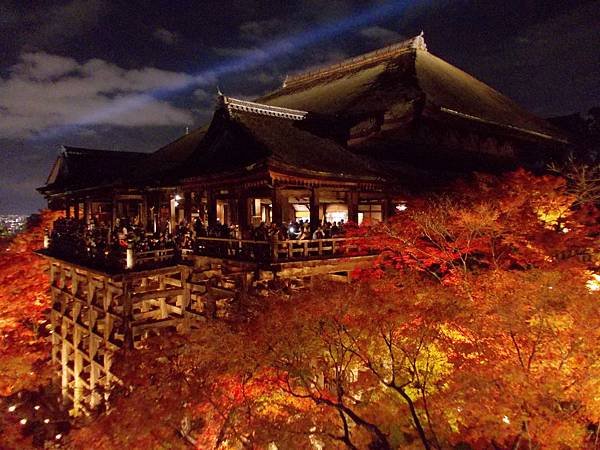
[41,171,600,448]
[0,210,62,395]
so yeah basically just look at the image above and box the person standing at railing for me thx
[312,226,325,240]
[298,224,310,240]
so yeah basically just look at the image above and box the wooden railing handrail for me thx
[46,233,372,270]
[195,237,269,245]
[195,236,362,245]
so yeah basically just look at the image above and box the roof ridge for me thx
[61,145,147,156]
[282,32,427,89]
[221,95,308,120]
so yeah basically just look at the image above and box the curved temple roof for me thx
[39,33,567,196]
[260,33,564,143]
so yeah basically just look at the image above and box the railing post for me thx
[126,240,135,270]
[43,228,50,249]
[271,241,278,262]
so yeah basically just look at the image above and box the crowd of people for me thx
[48,216,348,267]
[191,217,346,242]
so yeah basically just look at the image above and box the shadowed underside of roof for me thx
[40,146,148,193]
[134,126,208,182]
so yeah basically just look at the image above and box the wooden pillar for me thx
[183,191,192,225]
[346,191,359,224]
[65,198,71,218]
[272,187,290,225]
[382,197,395,222]
[181,267,191,333]
[237,196,249,229]
[83,200,91,226]
[169,195,177,232]
[122,280,134,349]
[86,275,100,408]
[74,201,80,220]
[140,196,148,230]
[207,189,217,227]
[310,188,320,232]
[73,325,83,414]
[111,197,118,229]
[149,192,160,233]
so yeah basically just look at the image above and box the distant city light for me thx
[20,418,27,425]
[396,203,408,211]
[55,434,62,440]
[175,194,182,201]
[34,405,40,410]
[0,215,28,236]
[502,415,510,424]
[8,405,16,412]
[44,418,50,424]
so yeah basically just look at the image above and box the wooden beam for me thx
[132,287,184,301]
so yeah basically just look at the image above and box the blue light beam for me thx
[33,1,413,141]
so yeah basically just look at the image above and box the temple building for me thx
[39,33,567,238]
[37,33,569,415]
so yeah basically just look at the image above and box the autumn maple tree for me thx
[2,169,598,449]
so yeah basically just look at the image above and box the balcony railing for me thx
[44,234,374,271]
[193,236,369,262]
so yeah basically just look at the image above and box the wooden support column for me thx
[149,192,160,233]
[140,195,148,230]
[237,196,249,229]
[60,315,69,404]
[111,197,118,229]
[122,280,134,349]
[183,191,192,225]
[181,267,191,333]
[346,191,359,224]
[169,195,177,232]
[207,189,217,227]
[74,201,80,220]
[272,187,290,225]
[72,325,83,414]
[382,197,395,222]
[310,188,320,232]
[83,200,91,226]
[65,199,71,218]
[87,275,100,408]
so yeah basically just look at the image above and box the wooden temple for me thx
[38,34,566,238]
[37,33,567,414]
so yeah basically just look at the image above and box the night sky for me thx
[1,0,598,214]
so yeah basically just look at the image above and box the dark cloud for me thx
[153,28,180,45]
[0,52,195,138]
[359,26,404,45]
[0,0,108,58]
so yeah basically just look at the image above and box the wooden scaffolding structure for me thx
[48,258,192,415]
